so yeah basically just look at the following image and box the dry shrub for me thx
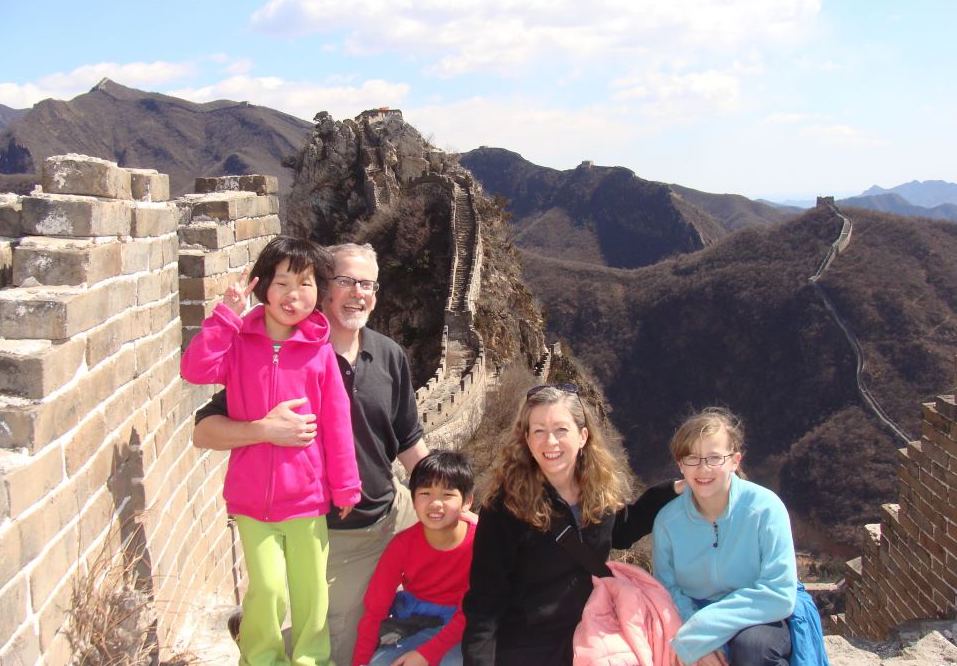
[463,364,536,501]
[66,521,194,666]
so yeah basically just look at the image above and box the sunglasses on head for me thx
[526,383,580,399]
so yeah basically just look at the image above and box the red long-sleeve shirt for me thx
[353,520,476,665]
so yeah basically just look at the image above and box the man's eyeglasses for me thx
[526,383,579,399]
[331,275,380,293]
[680,453,735,467]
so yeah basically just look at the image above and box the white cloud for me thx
[404,97,640,168]
[250,0,821,76]
[612,68,742,117]
[799,123,882,146]
[169,76,410,121]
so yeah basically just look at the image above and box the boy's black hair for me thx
[409,450,474,498]
[249,236,334,305]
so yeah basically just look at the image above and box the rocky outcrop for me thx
[284,110,545,443]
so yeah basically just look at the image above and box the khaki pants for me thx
[327,480,417,665]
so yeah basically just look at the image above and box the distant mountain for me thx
[838,193,957,222]
[862,180,957,208]
[459,148,793,269]
[0,104,26,130]
[520,206,957,548]
[0,79,312,195]
[758,198,812,212]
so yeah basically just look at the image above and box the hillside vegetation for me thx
[520,207,957,549]
[459,147,791,269]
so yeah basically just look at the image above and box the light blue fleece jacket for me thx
[652,475,797,664]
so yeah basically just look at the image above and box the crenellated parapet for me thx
[0,155,280,662]
[836,394,957,639]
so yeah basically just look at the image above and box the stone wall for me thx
[0,155,279,663]
[838,394,957,638]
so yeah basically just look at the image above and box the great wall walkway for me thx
[809,199,912,444]
[414,181,488,447]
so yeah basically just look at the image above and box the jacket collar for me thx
[681,472,741,523]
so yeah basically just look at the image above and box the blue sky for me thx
[2,1,955,201]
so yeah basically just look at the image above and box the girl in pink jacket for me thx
[181,236,360,665]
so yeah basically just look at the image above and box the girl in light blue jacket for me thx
[653,408,797,666]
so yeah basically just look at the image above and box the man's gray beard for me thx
[340,312,369,331]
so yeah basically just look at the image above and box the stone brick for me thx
[179,300,217,328]
[0,239,12,290]
[0,524,22,590]
[235,216,267,241]
[0,284,107,340]
[195,174,279,196]
[0,193,23,237]
[179,273,229,301]
[127,168,171,202]
[178,247,230,277]
[228,242,250,268]
[0,394,68,454]
[64,411,108,477]
[13,236,121,286]
[131,202,178,237]
[77,488,114,554]
[21,194,132,237]
[119,237,151,274]
[43,154,132,199]
[0,337,85,399]
[0,445,64,518]
[86,312,134,366]
[247,236,271,262]
[182,191,260,221]
[0,576,29,654]
[178,220,235,249]
[30,523,76,611]
[162,232,179,266]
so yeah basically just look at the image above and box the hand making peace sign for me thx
[223,269,260,317]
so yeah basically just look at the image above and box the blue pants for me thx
[728,620,791,666]
[369,592,461,666]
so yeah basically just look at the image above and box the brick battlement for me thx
[0,156,280,662]
[838,394,957,639]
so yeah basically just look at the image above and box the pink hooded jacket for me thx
[573,561,682,666]
[181,303,361,522]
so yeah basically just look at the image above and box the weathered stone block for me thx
[127,168,170,202]
[29,524,75,612]
[0,576,28,651]
[0,239,12,289]
[63,411,107,477]
[182,191,259,221]
[0,285,109,340]
[21,194,131,237]
[131,202,178,237]
[194,174,279,196]
[178,221,235,249]
[0,516,22,587]
[120,237,152,274]
[13,236,121,286]
[42,154,132,200]
[0,194,22,237]
[179,273,229,301]
[228,242,249,268]
[86,312,134,366]
[0,338,86,399]
[179,301,217,328]
[235,216,266,241]
[178,248,230,278]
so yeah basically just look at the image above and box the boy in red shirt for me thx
[353,451,475,666]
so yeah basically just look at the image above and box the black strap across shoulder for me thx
[552,523,613,578]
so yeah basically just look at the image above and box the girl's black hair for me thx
[249,236,334,304]
[409,450,474,498]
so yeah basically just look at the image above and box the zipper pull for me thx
[272,343,281,365]
[712,521,719,548]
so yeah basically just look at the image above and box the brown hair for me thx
[481,386,632,530]
[669,407,746,479]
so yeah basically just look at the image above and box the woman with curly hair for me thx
[462,384,682,664]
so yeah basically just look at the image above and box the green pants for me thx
[234,515,332,666]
